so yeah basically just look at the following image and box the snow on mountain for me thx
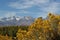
[16,16,23,21]
[24,16,33,20]
[0,16,34,26]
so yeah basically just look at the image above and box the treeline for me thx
[0,26,28,37]
[0,13,60,40]
[0,26,28,40]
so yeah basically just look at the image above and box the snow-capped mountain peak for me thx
[24,16,33,20]
[0,16,34,26]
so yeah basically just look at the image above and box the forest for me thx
[0,13,60,40]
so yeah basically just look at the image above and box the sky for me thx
[0,0,60,18]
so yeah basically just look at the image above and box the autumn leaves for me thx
[16,13,60,40]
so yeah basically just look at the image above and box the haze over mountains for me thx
[0,16,34,26]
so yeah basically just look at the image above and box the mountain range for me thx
[0,16,34,26]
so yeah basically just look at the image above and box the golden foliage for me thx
[0,35,12,40]
[16,13,60,40]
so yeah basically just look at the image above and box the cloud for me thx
[36,2,60,18]
[17,10,30,14]
[0,11,16,17]
[0,10,31,18]
[5,12,16,17]
[8,0,60,12]
[8,0,49,9]
[8,0,60,18]
[8,0,34,9]
[42,2,60,13]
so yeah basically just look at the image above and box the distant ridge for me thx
[0,16,35,26]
